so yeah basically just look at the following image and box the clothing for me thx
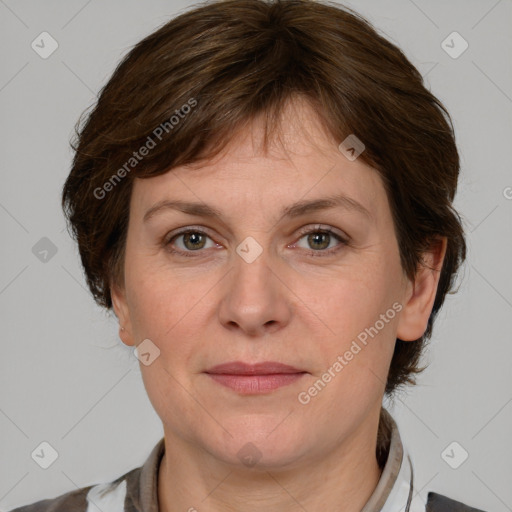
[7,409,485,512]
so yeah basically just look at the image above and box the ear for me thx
[396,237,447,341]
[111,281,136,347]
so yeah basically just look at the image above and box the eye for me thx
[163,225,348,258]
[164,228,218,257]
[293,225,348,256]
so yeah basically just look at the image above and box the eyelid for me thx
[164,225,217,242]
[294,223,348,242]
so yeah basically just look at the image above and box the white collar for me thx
[363,409,426,511]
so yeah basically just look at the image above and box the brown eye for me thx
[295,226,348,257]
[165,229,216,256]
[306,232,331,250]
[181,232,207,250]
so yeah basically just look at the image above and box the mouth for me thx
[204,361,308,394]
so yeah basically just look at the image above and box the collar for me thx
[362,408,426,511]
[136,409,426,511]
[138,437,165,512]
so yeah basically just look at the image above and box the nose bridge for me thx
[231,237,276,305]
[218,235,291,335]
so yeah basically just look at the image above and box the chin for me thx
[204,418,311,470]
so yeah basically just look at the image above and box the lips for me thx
[204,361,307,394]
[206,361,305,375]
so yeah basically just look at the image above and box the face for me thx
[112,98,442,470]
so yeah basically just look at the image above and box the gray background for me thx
[1,0,511,510]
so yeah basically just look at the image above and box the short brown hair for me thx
[62,0,466,394]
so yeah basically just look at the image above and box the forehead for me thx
[191,97,343,165]
[130,98,385,219]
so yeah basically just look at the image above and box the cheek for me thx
[126,257,196,336]
[301,261,401,338]
[294,256,402,387]
[125,263,218,387]
[296,287,399,427]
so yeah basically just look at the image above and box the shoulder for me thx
[426,491,487,512]
[6,467,141,512]
[6,486,91,512]
[7,436,164,512]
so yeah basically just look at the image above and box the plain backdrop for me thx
[0,0,511,510]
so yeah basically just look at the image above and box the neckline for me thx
[139,408,414,511]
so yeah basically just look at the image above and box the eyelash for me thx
[163,225,348,258]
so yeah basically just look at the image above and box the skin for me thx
[111,97,446,512]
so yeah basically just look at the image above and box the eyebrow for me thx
[143,193,372,223]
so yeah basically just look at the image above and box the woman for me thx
[9,0,484,510]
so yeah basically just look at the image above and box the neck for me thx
[158,407,384,512]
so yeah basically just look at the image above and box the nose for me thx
[217,245,292,338]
